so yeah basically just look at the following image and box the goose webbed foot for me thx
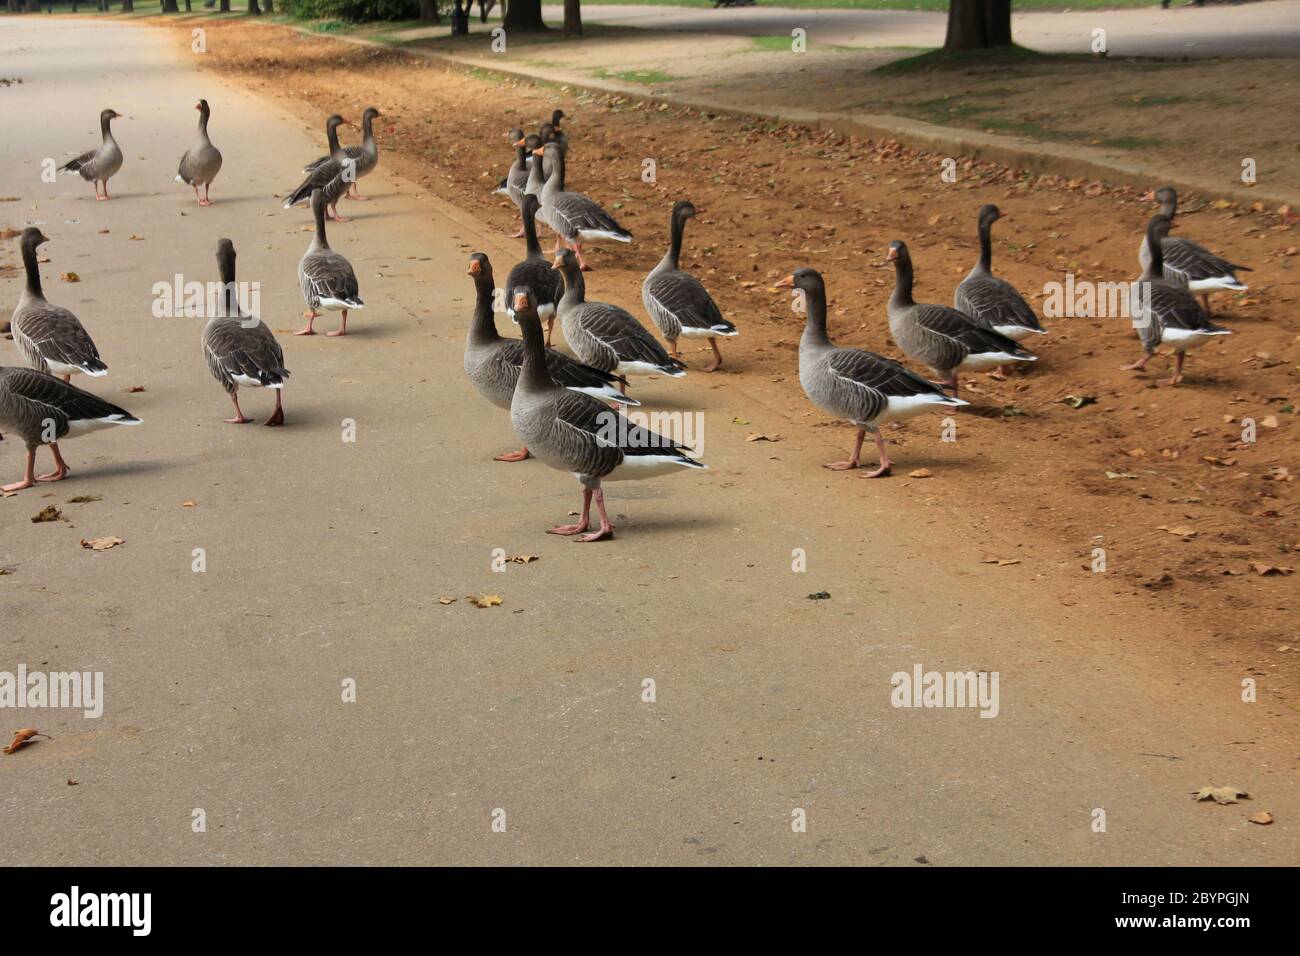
[702,337,723,372]
[264,393,285,427]
[1121,354,1152,372]
[857,432,892,478]
[3,450,37,492]
[294,311,318,336]
[36,444,69,482]
[225,393,252,424]
[1166,351,1186,386]
[327,205,350,223]
[823,460,860,471]
[986,367,1008,381]
[494,447,531,462]
[325,310,349,337]
[508,228,526,238]
[550,487,596,536]
[575,488,614,542]
[824,428,865,471]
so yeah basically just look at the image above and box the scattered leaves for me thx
[466,594,502,608]
[3,728,48,754]
[1192,785,1249,805]
[31,505,63,523]
[80,536,124,551]
[908,468,932,478]
[182,500,197,508]
[806,591,831,600]
[1105,471,1138,480]
[124,385,146,394]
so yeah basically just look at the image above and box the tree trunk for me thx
[121,0,134,11]
[503,0,546,32]
[943,0,1012,51]
[264,0,273,11]
[563,0,581,37]
[419,0,440,20]
[184,0,193,9]
[26,0,41,10]
[248,0,260,13]
[219,0,230,10]
[162,0,179,11]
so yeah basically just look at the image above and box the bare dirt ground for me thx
[168,18,1300,697]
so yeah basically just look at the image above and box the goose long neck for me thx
[665,211,686,269]
[801,283,830,346]
[518,314,553,393]
[100,112,114,142]
[547,150,565,192]
[523,204,542,258]
[20,237,43,299]
[362,112,375,145]
[326,122,341,153]
[513,144,527,173]
[198,106,211,139]
[1159,194,1176,219]
[977,218,993,271]
[312,199,329,249]
[469,274,499,344]
[560,265,585,306]
[217,256,237,317]
[890,254,915,307]
[1144,221,1165,279]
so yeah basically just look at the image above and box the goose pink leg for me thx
[2,449,37,492]
[36,443,70,482]
[824,428,865,471]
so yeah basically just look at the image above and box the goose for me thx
[302,114,346,173]
[465,253,635,462]
[953,204,1046,378]
[505,195,563,346]
[643,200,737,372]
[548,109,569,153]
[553,249,685,384]
[175,98,223,206]
[1122,215,1231,386]
[886,240,1035,396]
[495,130,541,237]
[1141,185,1250,316]
[510,287,704,542]
[58,108,123,201]
[203,239,289,425]
[10,228,107,384]
[777,268,966,478]
[0,366,139,492]
[296,189,363,336]
[536,143,631,271]
[527,123,556,200]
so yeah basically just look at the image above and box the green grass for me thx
[592,67,678,85]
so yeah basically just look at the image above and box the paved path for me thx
[555,1,1300,58]
[0,17,1296,864]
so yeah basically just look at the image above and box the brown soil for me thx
[172,19,1298,697]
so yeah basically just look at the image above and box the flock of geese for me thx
[2,102,1251,542]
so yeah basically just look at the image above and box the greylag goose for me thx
[510,288,703,542]
[505,195,563,346]
[887,240,1035,396]
[58,108,123,201]
[536,143,631,271]
[302,114,346,174]
[495,130,541,237]
[548,109,569,153]
[528,123,556,199]
[0,366,139,492]
[953,204,1046,378]
[1141,186,1250,316]
[203,239,289,425]
[10,228,107,384]
[642,200,737,372]
[175,99,223,206]
[296,189,363,336]
[554,249,685,383]
[1122,215,1231,386]
[309,107,380,201]
[465,253,634,462]
[778,268,966,478]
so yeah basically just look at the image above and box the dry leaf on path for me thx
[745,432,781,442]
[981,554,1020,567]
[182,501,197,508]
[66,495,101,504]
[1248,811,1274,825]
[438,597,456,605]
[3,728,49,754]
[1250,563,1294,577]
[1192,785,1249,805]
[31,505,63,523]
[909,468,932,478]
[506,555,539,565]
[59,272,80,283]
[124,385,146,394]
[1158,525,1198,538]
[1105,471,1138,480]
[467,594,502,608]
[80,537,124,551]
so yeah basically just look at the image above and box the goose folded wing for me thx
[1149,283,1212,332]
[554,390,690,464]
[581,306,676,366]
[304,254,360,301]
[1163,237,1249,281]
[59,148,98,173]
[957,274,1042,330]
[549,193,628,238]
[646,272,733,333]
[3,366,128,423]
[916,304,1026,354]
[24,308,103,370]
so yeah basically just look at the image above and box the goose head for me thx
[20,226,50,251]
[195,98,210,115]
[326,114,346,132]
[100,108,122,126]
[673,199,697,222]
[467,251,493,284]
[507,126,524,144]
[773,267,823,296]
[551,248,581,282]
[512,286,537,316]
[978,204,1004,228]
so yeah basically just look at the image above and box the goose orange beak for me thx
[886,247,899,261]
[533,147,546,158]
[513,292,530,312]
[551,255,564,270]
[467,260,481,275]
[773,275,794,289]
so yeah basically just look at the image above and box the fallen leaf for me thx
[31,505,63,523]
[1259,416,1279,429]
[731,416,750,425]
[66,495,101,504]
[1250,563,1294,576]
[467,594,502,608]
[1193,785,1249,805]
[124,385,145,394]
[1248,811,1274,825]
[1061,394,1096,409]
[182,501,197,508]
[80,537,124,551]
[980,554,1020,566]
[438,597,456,605]
[806,591,831,600]
[3,728,48,754]
[908,468,932,478]
[745,432,781,442]
[59,271,80,283]
[506,554,539,564]
[1157,525,1197,538]
[1105,471,1138,480]
[128,234,144,241]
